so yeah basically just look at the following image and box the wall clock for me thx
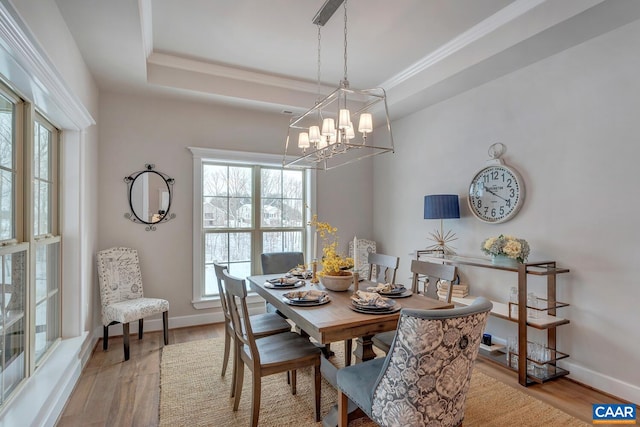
[468,143,525,223]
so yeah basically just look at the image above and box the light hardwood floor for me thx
[56,323,627,426]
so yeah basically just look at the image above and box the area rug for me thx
[159,338,587,426]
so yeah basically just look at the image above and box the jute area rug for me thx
[159,338,587,426]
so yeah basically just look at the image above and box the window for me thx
[0,82,60,406]
[190,148,314,307]
[33,114,60,365]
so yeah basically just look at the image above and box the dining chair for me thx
[367,252,400,284]
[223,270,322,427]
[96,247,169,361]
[337,297,492,427]
[260,251,305,317]
[372,259,457,353]
[343,252,401,365]
[213,263,291,397]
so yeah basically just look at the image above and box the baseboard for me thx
[562,360,640,404]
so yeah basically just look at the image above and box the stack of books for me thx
[436,280,469,301]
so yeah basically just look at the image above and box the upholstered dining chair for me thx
[223,270,322,427]
[96,247,169,361]
[260,251,305,317]
[372,259,458,354]
[213,263,291,397]
[337,297,492,427]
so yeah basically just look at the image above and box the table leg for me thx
[353,335,377,363]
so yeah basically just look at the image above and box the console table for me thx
[417,251,570,387]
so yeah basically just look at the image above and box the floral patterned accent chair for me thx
[97,247,169,361]
[336,297,492,427]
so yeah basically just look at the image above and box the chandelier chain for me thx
[343,0,348,82]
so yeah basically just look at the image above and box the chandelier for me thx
[283,0,394,171]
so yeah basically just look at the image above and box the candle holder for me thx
[311,260,319,284]
[352,271,359,294]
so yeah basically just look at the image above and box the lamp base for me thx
[426,227,458,255]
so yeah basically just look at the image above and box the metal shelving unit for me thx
[417,252,570,386]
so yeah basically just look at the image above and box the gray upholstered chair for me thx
[96,247,169,361]
[223,270,322,427]
[337,297,492,427]
[260,251,305,275]
[213,263,290,397]
[372,259,457,353]
[260,251,305,317]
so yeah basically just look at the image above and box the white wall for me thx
[373,19,640,402]
[97,91,373,323]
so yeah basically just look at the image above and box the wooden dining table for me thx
[247,274,453,364]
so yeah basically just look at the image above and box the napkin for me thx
[351,290,389,308]
[284,290,327,301]
[366,282,405,293]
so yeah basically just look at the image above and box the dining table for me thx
[247,273,454,426]
[248,273,453,362]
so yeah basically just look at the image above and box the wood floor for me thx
[56,323,627,426]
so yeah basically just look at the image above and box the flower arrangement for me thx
[308,214,353,276]
[481,235,530,263]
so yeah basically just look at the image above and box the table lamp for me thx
[424,194,460,255]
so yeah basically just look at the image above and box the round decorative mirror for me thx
[124,164,176,231]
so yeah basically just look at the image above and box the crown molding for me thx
[0,0,95,130]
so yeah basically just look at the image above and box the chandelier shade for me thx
[283,0,394,171]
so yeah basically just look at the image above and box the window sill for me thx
[192,292,265,310]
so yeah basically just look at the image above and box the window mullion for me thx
[252,165,261,275]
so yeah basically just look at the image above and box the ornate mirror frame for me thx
[124,164,176,231]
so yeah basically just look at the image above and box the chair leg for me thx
[290,369,297,395]
[221,329,231,377]
[162,311,169,345]
[314,363,321,422]
[250,375,261,427]
[233,359,244,411]
[138,318,144,339]
[103,325,109,350]
[123,323,130,361]
[338,390,349,427]
[344,339,353,366]
[230,341,239,398]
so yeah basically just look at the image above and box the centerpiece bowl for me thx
[320,273,353,292]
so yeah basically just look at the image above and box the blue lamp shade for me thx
[424,194,460,220]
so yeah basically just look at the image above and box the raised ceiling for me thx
[55,0,640,119]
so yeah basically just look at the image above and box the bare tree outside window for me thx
[201,163,304,296]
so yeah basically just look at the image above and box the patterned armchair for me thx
[336,297,492,427]
[97,247,169,361]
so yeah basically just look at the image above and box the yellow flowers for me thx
[481,234,530,263]
[309,214,353,276]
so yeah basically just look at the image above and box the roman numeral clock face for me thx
[468,165,525,223]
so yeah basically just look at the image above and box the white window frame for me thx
[189,147,316,309]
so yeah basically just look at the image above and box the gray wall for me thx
[97,91,373,323]
[373,19,640,402]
